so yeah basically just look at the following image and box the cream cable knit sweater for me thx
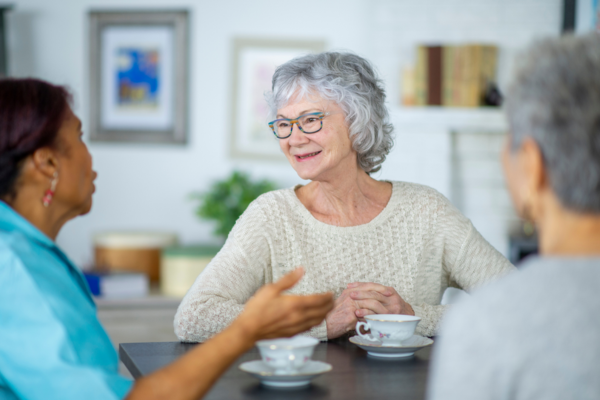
[174,181,515,342]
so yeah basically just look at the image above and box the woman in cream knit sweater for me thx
[174,52,514,342]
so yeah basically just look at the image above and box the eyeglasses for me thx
[268,112,331,139]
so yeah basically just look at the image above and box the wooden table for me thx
[119,338,432,400]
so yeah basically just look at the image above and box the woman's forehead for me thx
[277,94,338,117]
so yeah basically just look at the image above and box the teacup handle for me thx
[356,321,378,342]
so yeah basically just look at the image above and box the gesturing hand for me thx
[347,282,414,319]
[234,268,334,342]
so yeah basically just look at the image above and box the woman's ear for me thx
[30,147,60,180]
[519,138,547,221]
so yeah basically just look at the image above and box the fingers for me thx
[293,292,334,310]
[296,308,331,327]
[265,302,332,339]
[355,299,389,314]
[347,282,394,296]
[266,317,326,339]
[271,267,305,293]
[355,308,376,318]
[281,293,334,318]
[350,290,388,303]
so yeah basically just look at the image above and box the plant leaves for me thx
[193,171,277,238]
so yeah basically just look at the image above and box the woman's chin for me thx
[294,168,319,181]
[78,198,94,216]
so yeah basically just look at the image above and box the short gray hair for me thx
[266,52,394,173]
[505,33,600,213]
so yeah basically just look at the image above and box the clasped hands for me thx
[326,282,414,339]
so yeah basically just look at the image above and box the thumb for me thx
[271,267,304,293]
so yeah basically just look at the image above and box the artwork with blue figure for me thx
[116,48,160,108]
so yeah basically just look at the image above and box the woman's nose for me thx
[288,123,309,146]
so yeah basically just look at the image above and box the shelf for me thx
[94,286,182,309]
[389,106,508,132]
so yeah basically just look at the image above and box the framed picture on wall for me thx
[89,10,189,143]
[564,0,600,34]
[230,38,325,160]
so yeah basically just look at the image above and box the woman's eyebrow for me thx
[276,109,321,119]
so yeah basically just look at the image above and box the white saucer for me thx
[239,360,332,388]
[349,334,433,358]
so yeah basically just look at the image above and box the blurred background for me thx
[2,0,598,374]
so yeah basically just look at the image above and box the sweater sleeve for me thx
[411,194,515,337]
[173,200,272,342]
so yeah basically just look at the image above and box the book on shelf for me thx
[414,45,428,106]
[427,45,443,106]
[83,270,149,299]
[410,43,498,108]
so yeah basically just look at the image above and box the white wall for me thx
[7,0,562,266]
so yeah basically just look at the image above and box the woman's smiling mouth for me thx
[295,151,322,161]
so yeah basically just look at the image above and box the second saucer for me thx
[349,334,433,358]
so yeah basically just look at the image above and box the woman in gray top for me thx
[428,33,600,400]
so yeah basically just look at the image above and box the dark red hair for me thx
[0,78,71,200]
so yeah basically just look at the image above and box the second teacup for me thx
[255,336,319,375]
[356,314,421,346]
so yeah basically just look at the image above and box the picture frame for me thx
[229,38,325,160]
[89,10,189,144]
[565,0,600,34]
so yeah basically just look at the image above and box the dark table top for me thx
[119,338,432,400]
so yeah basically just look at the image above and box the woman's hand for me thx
[233,268,334,342]
[347,282,414,318]
[325,288,362,339]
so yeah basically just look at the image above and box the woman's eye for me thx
[277,122,290,128]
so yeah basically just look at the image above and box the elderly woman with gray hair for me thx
[428,33,600,400]
[175,52,514,342]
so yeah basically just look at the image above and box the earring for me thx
[42,172,58,207]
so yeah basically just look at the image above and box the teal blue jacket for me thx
[0,201,133,399]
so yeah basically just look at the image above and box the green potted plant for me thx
[193,171,277,240]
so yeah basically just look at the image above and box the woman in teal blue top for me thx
[0,79,333,400]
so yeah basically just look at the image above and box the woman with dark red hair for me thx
[0,78,333,399]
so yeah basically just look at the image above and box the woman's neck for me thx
[538,194,600,256]
[297,168,392,227]
[6,189,69,241]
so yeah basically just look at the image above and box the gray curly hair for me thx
[505,33,600,213]
[265,52,394,173]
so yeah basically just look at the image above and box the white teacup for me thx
[255,336,318,375]
[356,314,421,345]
